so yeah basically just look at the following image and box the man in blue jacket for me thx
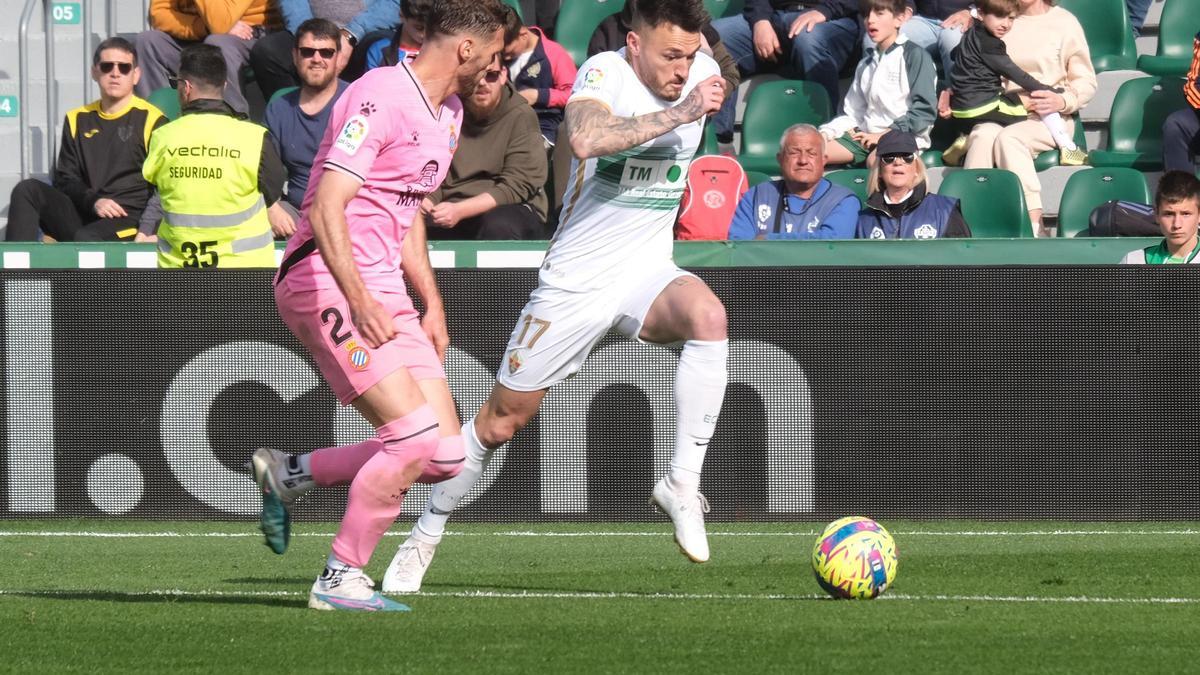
[711,0,861,143]
[249,0,401,98]
[728,124,859,239]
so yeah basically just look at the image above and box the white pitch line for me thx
[1,588,1199,605]
[2,529,1200,539]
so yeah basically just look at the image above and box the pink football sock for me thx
[417,435,464,483]
[309,438,384,487]
[329,405,440,568]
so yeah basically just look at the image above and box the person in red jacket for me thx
[500,5,577,147]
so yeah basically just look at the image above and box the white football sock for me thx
[415,417,491,541]
[668,339,729,492]
[1041,112,1077,151]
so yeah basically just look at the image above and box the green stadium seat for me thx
[1089,76,1188,171]
[502,0,523,20]
[147,86,180,121]
[937,169,1034,238]
[1137,0,1194,77]
[737,80,832,174]
[824,169,870,203]
[268,85,298,106]
[1033,113,1087,171]
[745,170,773,186]
[698,122,719,156]
[1058,0,1137,71]
[556,0,626,66]
[1056,168,1150,238]
[704,0,744,19]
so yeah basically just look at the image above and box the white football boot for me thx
[381,532,439,594]
[309,564,410,612]
[650,477,711,563]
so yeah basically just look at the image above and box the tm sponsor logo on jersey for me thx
[619,159,686,193]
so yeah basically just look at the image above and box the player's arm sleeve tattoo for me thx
[566,89,706,159]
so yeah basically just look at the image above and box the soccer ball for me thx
[811,516,898,599]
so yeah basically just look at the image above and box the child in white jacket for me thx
[819,0,937,166]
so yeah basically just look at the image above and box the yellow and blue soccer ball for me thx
[811,516,898,599]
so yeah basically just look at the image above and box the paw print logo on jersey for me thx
[358,101,377,117]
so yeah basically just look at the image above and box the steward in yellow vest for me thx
[142,44,284,268]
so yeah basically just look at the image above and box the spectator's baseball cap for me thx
[876,130,919,157]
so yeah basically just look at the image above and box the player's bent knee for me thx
[689,300,728,339]
[416,435,465,483]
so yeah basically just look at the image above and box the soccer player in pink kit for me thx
[250,0,507,612]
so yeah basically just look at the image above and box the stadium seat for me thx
[556,0,626,66]
[268,85,298,106]
[936,169,1034,238]
[824,169,870,202]
[704,0,744,19]
[1137,0,1193,77]
[698,122,719,156]
[746,170,773,186]
[1056,168,1150,238]
[1058,0,1137,72]
[1088,76,1188,171]
[1033,113,1087,171]
[148,86,180,121]
[502,0,523,20]
[737,80,832,174]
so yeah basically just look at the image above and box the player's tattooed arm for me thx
[566,75,724,159]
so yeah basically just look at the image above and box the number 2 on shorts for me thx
[516,314,551,349]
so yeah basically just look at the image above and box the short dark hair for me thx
[401,0,435,21]
[629,0,710,34]
[859,0,908,15]
[295,18,341,48]
[425,0,508,40]
[501,4,524,44]
[977,0,1020,17]
[1155,171,1200,210]
[93,36,136,67]
[178,44,228,91]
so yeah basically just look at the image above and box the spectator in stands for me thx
[728,124,858,239]
[135,0,281,114]
[588,5,741,102]
[901,1,974,85]
[501,6,576,148]
[1120,171,1200,264]
[856,130,969,238]
[250,1,398,100]
[1162,32,1200,173]
[955,0,1095,237]
[940,0,1086,167]
[1127,0,1152,38]
[424,60,548,241]
[711,0,862,144]
[362,0,432,70]
[819,0,936,166]
[263,19,349,239]
[7,38,167,243]
[141,44,285,267]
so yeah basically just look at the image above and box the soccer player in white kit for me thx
[382,0,730,593]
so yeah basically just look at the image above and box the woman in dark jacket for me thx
[856,130,971,239]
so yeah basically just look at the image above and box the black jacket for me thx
[55,97,166,216]
[949,24,1053,111]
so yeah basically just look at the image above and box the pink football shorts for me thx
[275,279,446,405]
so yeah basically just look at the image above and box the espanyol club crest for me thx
[344,340,371,371]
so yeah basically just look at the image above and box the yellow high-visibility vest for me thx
[143,111,274,268]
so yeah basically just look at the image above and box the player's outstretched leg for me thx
[309,405,440,611]
[383,417,492,593]
[251,447,315,555]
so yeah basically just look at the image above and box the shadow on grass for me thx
[224,576,313,586]
[10,590,303,609]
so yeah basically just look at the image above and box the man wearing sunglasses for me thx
[142,44,286,267]
[264,19,350,239]
[6,38,167,242]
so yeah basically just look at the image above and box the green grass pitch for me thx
[2,520,1199,673]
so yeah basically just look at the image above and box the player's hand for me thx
[267,202,296,238]
[752,20,781,62]
[1030,89,1066,115]
[788,10,825,39]
[350,295,396,348]
[941,9,973,32]
[420,304,449,362]
[428,202,464,228]
[228,21,254,40]
[938,89,953,119]
[94,198,127,219]
[680,75,726,123]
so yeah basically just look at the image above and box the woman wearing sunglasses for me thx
[856,130,971,239]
